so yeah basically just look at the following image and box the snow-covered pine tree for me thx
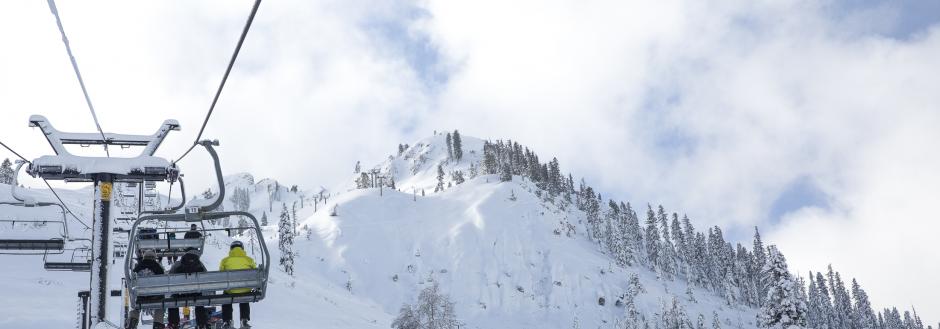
[435,164,445,192]
[851,278,877,329]
[278,204,294,276]
[445,133,453,160]
[483,142,498,175]
[753,227,768,306]
[621,273,645,329]
[815,271,836,329]
[261,212,268,226]
[660,297,692,329]
[292,201,299,235]
[581,187,600,240]
[736,243,758,307]
[452,130,463,161]
[603,200,619,255]
[712,311,721,329]
[758,246,806,328]
[357,172,372,189]
[237,217,250,236]
[499,163,512,182]
[548,157,561,197]
[903,311,915,329]
[671,213,687,277]
[392,304,420,329]
[658,206,677,279]
[616,202,634,266]
[691,232,709,287]
[0,158,13,184]
[829,266,855,329]
[644,205,661,272]
[622,202,643,266]
[807,273,826,329]
[913,309,925,329]
[681,215,697,279]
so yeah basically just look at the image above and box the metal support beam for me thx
[90,175,112,326]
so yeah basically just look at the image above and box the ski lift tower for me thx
[25,115,180,327]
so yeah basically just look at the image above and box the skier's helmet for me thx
[230,240,244,250]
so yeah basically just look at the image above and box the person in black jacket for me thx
[167,248,209,329]
[183,224,203,239]
[127,250,165,329]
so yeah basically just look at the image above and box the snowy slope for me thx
[0,133,762,328]
[283,134,761,328]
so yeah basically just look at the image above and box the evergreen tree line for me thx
[805,264,931,329]
[476,140,930,329]
[481,140,568,203]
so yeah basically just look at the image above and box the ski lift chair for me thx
[0,162,71,254]
[0,214,66,253]
[133,223,206,259]
[43,239,92,271]
[132,176,199,259]
[124,141,270,309]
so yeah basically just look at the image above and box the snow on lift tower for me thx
[124,140,271,311]
[24,115,181,327]
[0,161,71,254]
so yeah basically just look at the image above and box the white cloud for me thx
[418,0,940,320]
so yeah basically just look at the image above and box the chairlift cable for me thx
[174,0,263,164]
[40,179,91,230]
[0,140,30,163]
[46,0,110,157]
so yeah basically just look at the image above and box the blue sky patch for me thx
[768,176,830,223]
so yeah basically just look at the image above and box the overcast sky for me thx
[1,0,938,322]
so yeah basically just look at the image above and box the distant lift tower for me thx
[25,115,180,327]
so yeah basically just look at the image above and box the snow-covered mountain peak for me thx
[356,132,485,194]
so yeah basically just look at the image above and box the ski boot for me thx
[240,319,251,329]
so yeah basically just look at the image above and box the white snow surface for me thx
[0,134,762,328]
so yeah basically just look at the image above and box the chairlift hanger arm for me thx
[141,176,186,216]
[183,140,223,213]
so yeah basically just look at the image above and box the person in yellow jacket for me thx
[219,240,257,329]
